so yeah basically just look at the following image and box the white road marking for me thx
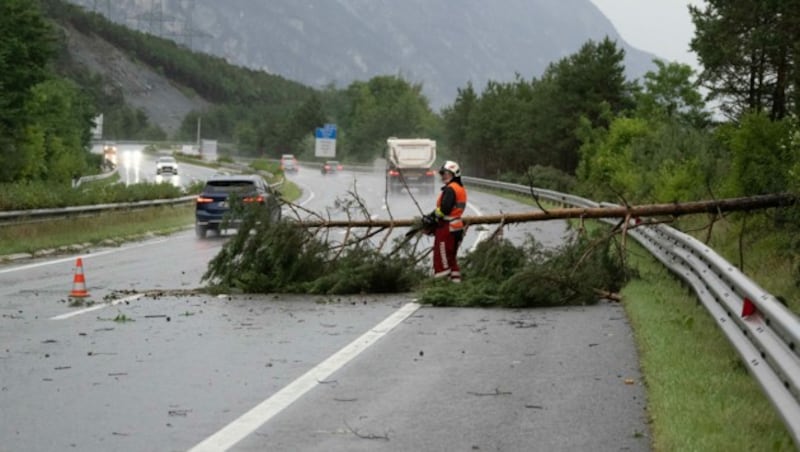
[50,293,144,320]
[296,182,315,206]
[188,301,421,452]
[0,239,169,275]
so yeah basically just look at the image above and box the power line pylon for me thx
[169,0,212,50]
[91,0,112,19]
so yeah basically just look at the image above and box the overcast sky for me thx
[589,0,705,69]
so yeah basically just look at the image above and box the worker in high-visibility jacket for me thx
[422,160,467,283]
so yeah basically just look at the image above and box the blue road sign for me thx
[315,124,337,139]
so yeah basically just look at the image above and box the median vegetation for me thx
[0,179,192,211]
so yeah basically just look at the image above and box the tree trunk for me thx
[296,193,798,228]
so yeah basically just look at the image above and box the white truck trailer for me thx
[386,138,437,194]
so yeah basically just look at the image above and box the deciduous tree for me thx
[0,0,56,182]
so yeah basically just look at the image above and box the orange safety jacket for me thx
[436,181,467,232]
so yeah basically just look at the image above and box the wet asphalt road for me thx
[0,167,650,451]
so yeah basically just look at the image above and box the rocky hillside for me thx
[56,21,207,136]
[66,0,657,109]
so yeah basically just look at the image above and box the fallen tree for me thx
[291,193,798,228]
[201,191,797,307]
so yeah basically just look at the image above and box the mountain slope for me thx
[56,21,207,136]
[66,0,657,109]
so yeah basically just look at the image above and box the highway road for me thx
[0,165,650,451]
[91,143,220,188]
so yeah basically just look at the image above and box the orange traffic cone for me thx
[69,257,90,298]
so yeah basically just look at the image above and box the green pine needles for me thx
[202,203,426,295]
[419,231,631,307]
[203,200,631,307]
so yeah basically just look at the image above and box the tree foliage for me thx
[52,60,166,140]
[442,82,478,165]
[337,76,440,162]
[636,60,710,127]
[202,206,426,294]
[443,38,635,178]
[539,37,637,172]
[719,111,797,197]
[0,0,96,183]
[690,0,800,119]
[0,179,186,210]
[18,78,94,182]
[574,58,726,204]
[419,232,630,308]
[0,0,54,131]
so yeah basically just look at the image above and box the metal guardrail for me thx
[73,169,117,187]
[294,159,377,173]
[0,168,283,226]
[464,176,800,446]
[0,196,198,226]
[0,190,286,227]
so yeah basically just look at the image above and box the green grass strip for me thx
[0,205,194,256]
[623,243,794,451]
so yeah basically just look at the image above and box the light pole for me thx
[196,116,202,147]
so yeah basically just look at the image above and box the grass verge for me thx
[623,243,794,451]
[0,205,194,256]
[279,179,301,203]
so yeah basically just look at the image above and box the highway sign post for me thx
[314,124,337,158]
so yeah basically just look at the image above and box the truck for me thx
[200,139,218,161]
[386,138,437,194]
[102,142,118,171]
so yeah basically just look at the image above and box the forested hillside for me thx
[65,0,658,109]
[42,0,317,145]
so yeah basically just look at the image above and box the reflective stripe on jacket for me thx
[436,181,467,232]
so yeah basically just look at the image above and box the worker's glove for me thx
[421,213,438,229]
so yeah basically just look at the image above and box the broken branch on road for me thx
[467,388,513,397]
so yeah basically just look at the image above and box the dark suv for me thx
[195,174,282,238]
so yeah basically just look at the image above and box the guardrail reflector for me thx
[741,297,757,317]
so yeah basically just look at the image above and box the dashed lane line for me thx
[50,293,144,320]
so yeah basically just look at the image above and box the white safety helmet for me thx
[439,160,461,178]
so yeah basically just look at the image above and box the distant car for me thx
[321,160,343,175]
[156,156,179,175]
[195,174,282,239]
[280,154,299,173]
